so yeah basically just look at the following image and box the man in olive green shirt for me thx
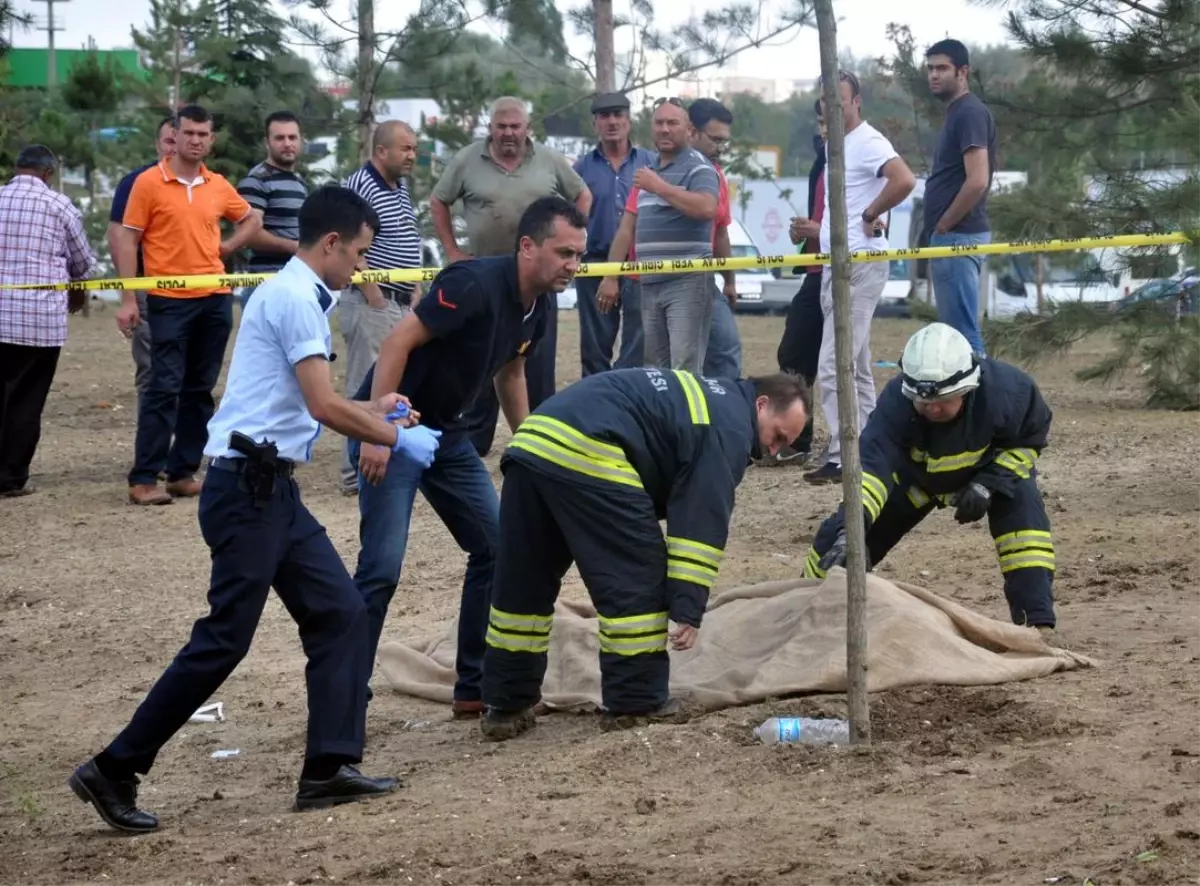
[430,96,592,455]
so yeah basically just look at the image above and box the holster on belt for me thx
[228,431,280,508]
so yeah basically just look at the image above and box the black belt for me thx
[208,455,296,478]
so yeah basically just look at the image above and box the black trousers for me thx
[464,307,558,457]
[0,342,61,493]
[776,271,823,451]
[804,473,1057,627]
[129,294,233,486]
[99,465,370,775]
[481,461,671,715]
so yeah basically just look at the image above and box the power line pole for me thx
[37,0,69,87]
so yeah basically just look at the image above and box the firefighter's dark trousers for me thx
[481,461,671,715]
[804,473,1057,627]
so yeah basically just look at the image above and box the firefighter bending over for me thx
[480,369,811,740]
[804,322,1058,636]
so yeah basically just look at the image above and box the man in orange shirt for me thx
[114,105,263,506]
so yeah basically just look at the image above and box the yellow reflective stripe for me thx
[666,536,724,570]
[488,606,553,632]
[672,370,711,425]
[910,447,927,463]
[804,548,826,579]
[925,445,990,473]
[994,529,1053,553]
[667,563,715,588]
[486,626,551,653]
[907,485,931,509]
[994,447,1038,479]
[510,434,644,490]
[999,553,1056,573]
[995,529,1055,572]
[597,611,669,634]
[521,414,627,461]
[598,633,668,655]
[862,472,887,521]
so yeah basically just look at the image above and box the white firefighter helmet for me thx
[899,322,981,401]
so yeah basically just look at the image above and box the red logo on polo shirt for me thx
[435,286,457,309]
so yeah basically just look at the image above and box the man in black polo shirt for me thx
[349,196,587,718]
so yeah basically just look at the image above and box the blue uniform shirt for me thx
[573,143,655,257]
[204,257,337,463]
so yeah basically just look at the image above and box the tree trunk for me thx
[593,0,615,93]
[356,0,375,163]
[814,0,870,745]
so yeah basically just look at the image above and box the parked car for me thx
[1110,270,1199,316]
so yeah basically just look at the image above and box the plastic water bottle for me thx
[754,716,850,746]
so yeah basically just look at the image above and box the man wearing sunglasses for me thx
[597,97,720,374]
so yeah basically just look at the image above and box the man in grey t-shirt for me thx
[598,98,719,373]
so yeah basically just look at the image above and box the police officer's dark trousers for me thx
[807,472,1056,627]
[96,464,370,778]
[482,461,671,715]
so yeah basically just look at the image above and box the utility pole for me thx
[814,0,871,745]
[593,0,615,93]
[37,0,69,87]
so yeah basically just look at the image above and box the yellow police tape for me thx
[10,231,1190,293]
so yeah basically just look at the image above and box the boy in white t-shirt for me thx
[804,70,917,485]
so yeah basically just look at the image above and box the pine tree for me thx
[970,0,1200,408]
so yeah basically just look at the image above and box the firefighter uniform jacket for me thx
[503,367,760,628]
[857,357,1052,530]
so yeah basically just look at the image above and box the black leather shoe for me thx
[295,765,398,811]
[68,760,158,833]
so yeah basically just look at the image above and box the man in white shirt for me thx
[804,70,916,485]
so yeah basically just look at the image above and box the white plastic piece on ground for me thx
[189,702,225,723]
[211,748,240,759]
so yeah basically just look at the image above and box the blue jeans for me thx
[349,434,499,702]
[703,283,742,379]
[929,230,991,355]
[575,272,644,376]
[129,294,232,486]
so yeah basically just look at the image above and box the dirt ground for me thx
[1,305,1198,886]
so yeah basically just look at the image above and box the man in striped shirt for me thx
[236,111,309,306]
[339,121,422,494]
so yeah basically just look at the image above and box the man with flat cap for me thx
[572,92,656,376]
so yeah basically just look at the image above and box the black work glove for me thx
[954,482,992,524]
[818,531,848,571]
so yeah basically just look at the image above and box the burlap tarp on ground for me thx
[378,570,1095,712]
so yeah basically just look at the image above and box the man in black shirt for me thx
[349,196,587,719]
[923,38,998,355]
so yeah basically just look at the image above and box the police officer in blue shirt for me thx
[351,195,588,720]
[67,186,441,833]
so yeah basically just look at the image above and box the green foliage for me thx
[985,300,1200,410]
[129,0,340,179]
[967,0,1200,409]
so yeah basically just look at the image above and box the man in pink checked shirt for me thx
[0,145,98,497]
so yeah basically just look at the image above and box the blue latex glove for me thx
[387,403,410,422]
[392,424,441,468]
